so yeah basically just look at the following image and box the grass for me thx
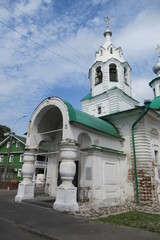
[97,211,160,233]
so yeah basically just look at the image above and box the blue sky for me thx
[0,0,160,136]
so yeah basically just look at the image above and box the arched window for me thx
[110,48,113,54]
[124,67,128,84]
[95,66,103,85]
[109,64,117,82]
[78,133,92,149]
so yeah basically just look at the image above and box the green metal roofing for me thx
[64,100,120,138]
[81,145,125,155]
[149,76,160,87]
[150,96,160,109]
[81,92,92,101]
[81,86,138,104]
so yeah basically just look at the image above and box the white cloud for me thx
[114,9,160,61]
[15,0,43,15]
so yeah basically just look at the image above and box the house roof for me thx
[64,100,120,138]
[0,134,26,146]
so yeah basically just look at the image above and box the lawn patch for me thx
[97,211,160,233]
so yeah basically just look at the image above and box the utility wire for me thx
[4,0,92,63]
[130,86,145,102]
[0,19,88,71]
[0,2,90,65]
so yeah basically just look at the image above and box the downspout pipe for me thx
[132,103,150,204]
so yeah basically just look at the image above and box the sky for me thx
[0,0,160,136]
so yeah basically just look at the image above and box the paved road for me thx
[0,190,160,240]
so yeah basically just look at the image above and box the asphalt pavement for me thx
[0,189,160,240]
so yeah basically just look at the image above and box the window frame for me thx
[6,141,10,148]
[9,155,14,163]
[0,155,4,163]
[18,169,22,177]
[16,141,20,148]
[20,154,24,162]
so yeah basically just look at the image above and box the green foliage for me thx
[0,124,11,142]
[97,211,160,233]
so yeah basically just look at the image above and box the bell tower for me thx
[149,45,160,98]
[81,18,139,117]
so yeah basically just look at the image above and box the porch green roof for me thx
[64,101,120,138]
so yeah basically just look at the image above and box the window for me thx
[20,155,24,162]
[124,67,128,85]
[9,155,13,162]
[0,155,4,163]
[153,88,156,98]
[155,150,159,162]
[109,64,117,82]
[95,66,103,85]
[6,170,14,180]
[18,169,22,177]
[16,141,20,148]
[110,48,113,54]
[6,142,10,148]
[98,106,102,115]
[100,49,103,56]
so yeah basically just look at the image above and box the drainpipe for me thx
[132,101,150,204]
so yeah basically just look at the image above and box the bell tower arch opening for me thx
[95,66,103,85]
[109,63,118,82]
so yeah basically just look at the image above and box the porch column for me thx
[54,141,78,212]
[15,149,36,202]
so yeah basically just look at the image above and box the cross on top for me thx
[106,17,110,28]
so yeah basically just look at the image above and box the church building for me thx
[15,20,160,212]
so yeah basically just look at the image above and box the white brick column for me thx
[15,150,36,202]
[54,141,78,212]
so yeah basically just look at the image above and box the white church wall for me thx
[78,150,126,204]
[70,124,122,151]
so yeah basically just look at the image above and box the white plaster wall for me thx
[82,89,138,117]
[70,124,122,151]
[79,151,126,204]
[46,154,58,197]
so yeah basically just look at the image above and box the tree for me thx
[0,125,11,142]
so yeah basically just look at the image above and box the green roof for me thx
[64,100,120,138]
[81,86,138,104]
[107,86,118,91]
[149,76,160,87]
[81,145,125,155]
[150,96,160,109]
[81,92,92,101]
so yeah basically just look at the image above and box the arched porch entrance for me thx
[15,98,79,211]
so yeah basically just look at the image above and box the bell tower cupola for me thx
[103,17,112,45]
[149,45,160,98]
